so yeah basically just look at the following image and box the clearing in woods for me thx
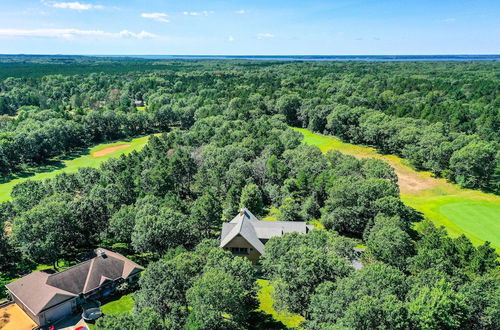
[0,135,151,202]
[293,127,500,251]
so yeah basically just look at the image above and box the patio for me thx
[0,303,37,330]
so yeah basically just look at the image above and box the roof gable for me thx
[6,271,77,315]
[82,255,125,293]
[221,209,312,255]
[221,213,265,254]
[40,293,75,313]
[229,208,259,223]
[99,248,144,278]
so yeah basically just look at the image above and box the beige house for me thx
[220,208,313,263]
[5,248,143,328]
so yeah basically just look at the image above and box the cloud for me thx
[182,10,213,16]
[235,10,247,14]
[256,33,275,39]
[118,30,158,39]
[141,12,169,23]
[0,28,159,39]
[228,35,235,42]
[442,18,456,23]
[44,1,103,10]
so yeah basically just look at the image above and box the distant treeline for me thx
[0,58,498,191]
[0,55,193,79]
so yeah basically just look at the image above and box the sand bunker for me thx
[396,170,438,193]
[93,144,131,157]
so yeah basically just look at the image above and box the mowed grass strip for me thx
[256,279,305,328]
[293,127,500,251]
[0,135,151,202]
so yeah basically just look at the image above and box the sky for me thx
[0,0,499,55]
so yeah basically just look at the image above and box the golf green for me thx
[294,127,500,251]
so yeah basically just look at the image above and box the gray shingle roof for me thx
[229,208,260,223]
[220,209,312,254]
[221,213,266,254]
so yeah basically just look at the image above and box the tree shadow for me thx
[248,310,287,330]
[0,161,63,183]
[98,293,124,306]
[0,132,158,185]
[0,147,92,184]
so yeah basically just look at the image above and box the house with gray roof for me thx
[220,208,313,263]
[5,248,143,328]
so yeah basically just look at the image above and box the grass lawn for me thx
[262,206,280,221]
[85,294,133,330]
[256,279,305,329]
[101,294,134,315]
[0,135,151,202]
[293,127,500,251]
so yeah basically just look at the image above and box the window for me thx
[230,247,249,255]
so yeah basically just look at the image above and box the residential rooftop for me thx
[6,248,143,315]
[220,208,313,255]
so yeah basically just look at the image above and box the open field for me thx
[0,136,151,202]
[293,128,500,251]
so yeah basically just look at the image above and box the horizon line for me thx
[1,53,500,57]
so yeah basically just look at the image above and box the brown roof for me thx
[6,248,143,315]
[5,271,77,315]
[46,260,92,295]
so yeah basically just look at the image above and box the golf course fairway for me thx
[293,127,500,251]
[0,135,151,202]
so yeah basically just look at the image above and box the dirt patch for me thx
[395,170,437,193]
[336,150,438,194]
[93,144,131,157]
[0,303,37,330]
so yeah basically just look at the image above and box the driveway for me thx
[57,314,90,330]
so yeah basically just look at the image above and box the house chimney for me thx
[239,209,244,216]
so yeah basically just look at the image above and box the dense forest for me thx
[1,57,498,190]
[1,56,499,329]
